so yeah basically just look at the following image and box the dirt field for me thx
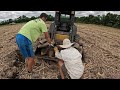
[0,22,120,79]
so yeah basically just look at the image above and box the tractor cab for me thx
[49,11,77,45]
[55,11,75,32]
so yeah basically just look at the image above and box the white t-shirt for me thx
[55,47,84,79]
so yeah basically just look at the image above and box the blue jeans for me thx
[16,34,34,60]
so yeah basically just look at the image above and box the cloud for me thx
[75,11,120,17]
[0,11,120,21]
[0,11,55,21]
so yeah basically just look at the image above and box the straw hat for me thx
[59,39,74,48]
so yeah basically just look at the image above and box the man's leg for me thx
[16,34,29,62]
[26,57,35,73]
[18,47,35,73]
[25,39,35,73]
[16,34,35,72]
[58,60,65,79]
[58,60,71,79]
[61,64,71,79]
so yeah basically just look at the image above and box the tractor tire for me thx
[79,45,85,63]
[49,22,56,39]
[74,34,80,43]
[81,49,85,63]
[73,43,85,63]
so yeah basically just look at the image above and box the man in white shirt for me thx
[54,39,84,79]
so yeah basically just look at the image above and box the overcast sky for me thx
[0,11,120,21]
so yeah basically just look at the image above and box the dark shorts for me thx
[61,64,71,79]
[16,34,34,60]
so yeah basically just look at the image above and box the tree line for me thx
[1,13,120,29]
[75,13,120,29]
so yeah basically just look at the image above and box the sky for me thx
[0,11,120,22]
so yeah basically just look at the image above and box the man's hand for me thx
[51,40,55,45]
[54,46,59,52]
[49,40,55,47]
[44,32,55,46]
[49,43,54,47]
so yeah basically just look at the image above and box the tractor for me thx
[35,11,84,63]
[49,11,80,44]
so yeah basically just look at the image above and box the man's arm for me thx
[40,22,53,45]
[44,32,52,44]
[54,47,62,59]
